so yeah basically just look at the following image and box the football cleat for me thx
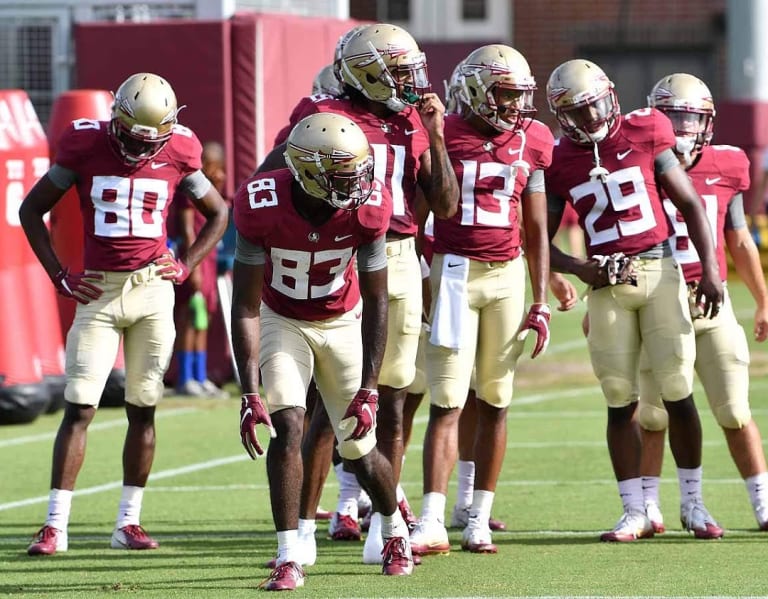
[110,525,159,550]
[328,513,362,541]
[409,519,450,555]
[398,497,418,530]
[450,505,507,531]
[259,561,305,591]
[200,379,229,399]
[644,500,665,534]
[461,520,498,554]
[754,503,768,531]
[680,500,724,539]
[381,536,414,576]
[600,510,654,542]
[27,525,68,556]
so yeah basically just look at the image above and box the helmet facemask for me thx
[464,73,535,133]
[555,88,618,144]
[110,116,174,164]
[660,109,713,166]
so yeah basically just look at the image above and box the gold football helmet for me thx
[648,73,715,162]
[110,72,179,163]
[332,24,368,85]
[443,59,467,115]
[339,23,430,112]
[312,64,343,97]
[546,59,619,144]
[284,113,374,210]
[461,44,536,132]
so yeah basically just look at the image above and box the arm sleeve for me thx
[177,169,213,200]
[47,164,78,190]
[653,148,679,175]
[356,235,387,272]
[234,232,267,265]
[524,169,545,193]
[725,192,747,231]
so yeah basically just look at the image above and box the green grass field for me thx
[2,278,768,598]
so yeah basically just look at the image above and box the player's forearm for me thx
[426,139,458,219]
[183,207,228,270]
[731,244,768,310]
[231,310,262,394]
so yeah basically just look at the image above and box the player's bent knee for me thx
[637,402,668,431]
[600,376,635,408]
[125,381,164,408]
[714,403,752,430]
[658,374,692,403]
[379,365,415,390]
[337,435,377,461]
[476,381,512,409]
[64,380,103,407]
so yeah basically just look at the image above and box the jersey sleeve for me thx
[166,124,203,176]
[356,180,393,243]
[525,120,554,171]
[233,172,280,245]
[54,120,99,172]
[720,146,751,192]
[650,108,676,155]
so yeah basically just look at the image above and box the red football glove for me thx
[156,253,190,285]
[516,303,551,359]
[339,388,378,441]
[53,268,104,305]
[239,393,276,459]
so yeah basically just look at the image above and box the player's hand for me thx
[416,92,445,135]
[516,303,551,359]
[156,253,190,285]
[53,268,104,305]
[339,388,378,441]
[695,273,724,319]
[549,273,578,311]
[754,306,768,342]
[239,393,276,460]
[587,253,637,289]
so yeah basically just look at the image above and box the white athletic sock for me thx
[641,476,661,505]
[381,508,407,540]
[334,463,360,518]
[677,466,703,504]
[456,460,475,509]
[276,529,299,566]
[469,489,494,525]
[746,472,768,509]
[116,485,144,529]
[45,489,73,532]
[298,518,316,537]
[617,478,644,513]
[395,483,406,503]
[420,492,446,523]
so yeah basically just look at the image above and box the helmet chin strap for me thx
[675,136,696,167]
[589,142,609,183]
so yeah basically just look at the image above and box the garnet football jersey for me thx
[55,118,202,271]
[233,168,392,321]
[274,96,429,237]
[546,108,676,257]
[662,144,750,282]
[433,115,553,261]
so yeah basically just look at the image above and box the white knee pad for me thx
[637,402,669,431]
[713,402,752,430]
[600,376,636,408]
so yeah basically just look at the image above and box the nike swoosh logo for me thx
[150,162,168,169]
[240,408,252,427]
[616,149,632,160]
[447,262,462,268]
[404,129,419,136]
[361,403,374,425]
[705,177,721,185]
[335,234,353,242]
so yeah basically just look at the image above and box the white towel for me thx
[429,254,469,350]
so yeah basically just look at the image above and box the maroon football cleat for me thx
[110,525,159,550]
[259,561,305,591]
[381,536,413,576]
[489,516,507,531]
[27,525,67,556]
[680,501,724,539]
[329,513,362,541]
[398,497,418,530]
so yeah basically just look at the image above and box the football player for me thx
[21,73,229,555]
[263,23,459,558]
[545,59,724,542]
[233,112,413,590]
[409,44,553,555]
[638,73,768,533]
